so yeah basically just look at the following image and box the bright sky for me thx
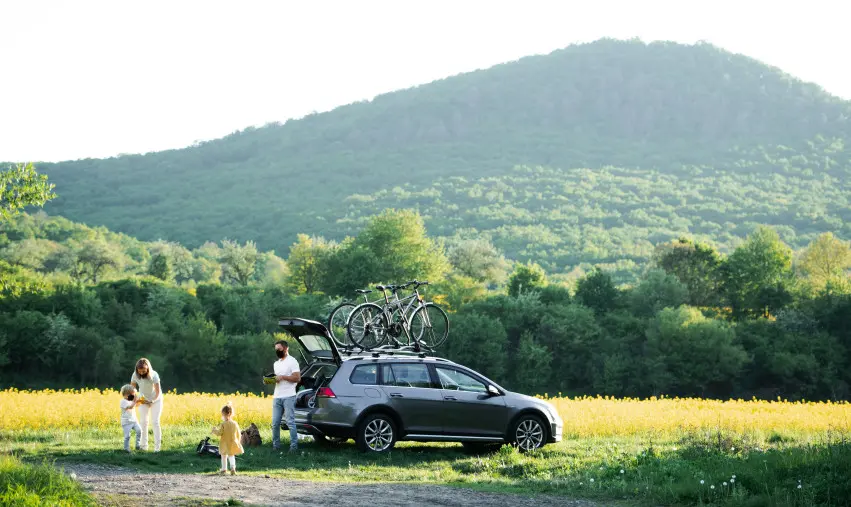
[1,0,848,162]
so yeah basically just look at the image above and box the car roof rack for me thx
[338,344,439,360]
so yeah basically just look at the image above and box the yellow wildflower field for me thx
[1,388,849,437]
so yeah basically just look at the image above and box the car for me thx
[279,318,563,453]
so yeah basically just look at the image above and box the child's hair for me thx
[221,401,234,417]
[120,384,135,397]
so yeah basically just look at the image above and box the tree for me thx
[0,163,56,220]
[575,268,620,314]
[0,238,62,271]
[654,237,722,307]
[628,268,688,317]
[507,261,547,297]
[318,240,380,296]
[798,232,851,290]
[644,306,747,397]
[220,239,258,286]
[57,240,125,284]
[149,253,173,282]
[336,209,449,292]
[149,241,194,282]
[515,332,552,394]
[722,226,793,318]
[444,312,507,381]
[255,251,289,287]
[285,234,332,294]
[447,238,509,285]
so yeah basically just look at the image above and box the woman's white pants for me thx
[137,399,163,451]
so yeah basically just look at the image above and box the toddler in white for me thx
[119,384,142,452]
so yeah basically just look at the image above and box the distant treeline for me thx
[1,209,849,400]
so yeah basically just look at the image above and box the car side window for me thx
[384,363,432,388]
[435,367,487,393]
[350,364,378,385]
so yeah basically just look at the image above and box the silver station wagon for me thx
[279,318,563,453]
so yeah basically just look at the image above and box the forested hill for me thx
[32,39,851,280]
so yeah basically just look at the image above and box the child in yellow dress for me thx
[211,401,244,475]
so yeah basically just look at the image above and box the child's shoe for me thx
[230,470,236,476]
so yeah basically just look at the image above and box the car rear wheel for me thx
[356,414,396,453]
[511,414,546,452]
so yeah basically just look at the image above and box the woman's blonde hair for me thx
[222,401,234,417]
[120,384,135,397]
[135,358,152,378]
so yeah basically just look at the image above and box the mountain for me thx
[31,39,851,280]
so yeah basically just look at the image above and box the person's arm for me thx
[211,423,223,436]
[277,370,301,383]
[131,373,139,391]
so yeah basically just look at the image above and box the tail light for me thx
[316,387,336,398]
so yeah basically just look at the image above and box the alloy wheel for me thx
[515,418,544,451]
[364,418,394,452]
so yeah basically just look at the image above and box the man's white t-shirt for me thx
[273,355,300,398]
[120,399,138,425]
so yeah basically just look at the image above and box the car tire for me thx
[356,413,397,453]
[511,414,547,452]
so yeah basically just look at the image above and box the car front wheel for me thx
[512,414,546,452]
[356,414,397,453]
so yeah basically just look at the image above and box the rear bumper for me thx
[281,410,355,439]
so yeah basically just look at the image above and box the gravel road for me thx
[64,462,596,507]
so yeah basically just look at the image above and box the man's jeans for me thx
[271,396,298,450]
[123,421,141,451]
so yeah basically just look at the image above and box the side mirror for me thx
[487,385,501,396]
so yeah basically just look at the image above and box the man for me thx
[271,340,301,451]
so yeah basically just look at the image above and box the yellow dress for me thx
[212,420,245,456]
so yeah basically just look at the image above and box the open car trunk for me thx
[278,318,341,408]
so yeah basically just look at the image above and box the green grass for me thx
[2,425,850,506]
[0,454,95,507]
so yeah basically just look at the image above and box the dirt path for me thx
[64,463,595,507]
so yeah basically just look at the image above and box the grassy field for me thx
[0,454,95,506]
[1,389,850,506]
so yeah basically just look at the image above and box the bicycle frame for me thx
[375,284,432,347]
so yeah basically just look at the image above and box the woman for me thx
[130,358,164,452]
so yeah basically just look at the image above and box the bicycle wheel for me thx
[410,303,449,349]
[327,302,356,347]
[347,303,389,350]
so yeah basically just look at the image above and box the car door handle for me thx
[444,396,457,401]
[389,393,404,398]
